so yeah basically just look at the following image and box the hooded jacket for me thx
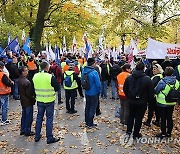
[110,64,122,80]
[82,66,101,96]
[123,70,154,104]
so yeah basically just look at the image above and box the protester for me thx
[123,62,154,139]
[64,63,78,114]
[117,63,131,125]
[8,57,20,100]
[0,61,14,125]
[100,60,109,99]
[18,66,36,136]
[155,67,180,139]
[94,59,102,116]
[82,58,101,128]
[161,56,173,71]
[33,61,60,144]
[110,61,122,100]
[27,54,39,82]
[49,61,63,104]
[144,64,163,127]
[73,60,84,98]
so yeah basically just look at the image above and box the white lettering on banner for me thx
[146,38,180,59]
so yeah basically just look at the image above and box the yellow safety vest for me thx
[156,79,179,106]
[33,72,56,103]
[63,71,78,90]
[151,73,163,80]
[177,65,180,76]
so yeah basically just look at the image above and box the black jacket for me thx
[110,64,122,80]
[123,70,154,104]
[18,76,36,107]
[100,63,109,81]
[8,63,20,79]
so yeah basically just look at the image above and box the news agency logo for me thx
[136,137,180,144]
[120,134,133,146]
[120,134,180,146]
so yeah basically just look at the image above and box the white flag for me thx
[49,44,55,61]
[22,29,26,42]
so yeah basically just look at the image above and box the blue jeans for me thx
[21,106,33,134]
[111,79,117,99]
[101,80,108,99]
[35,101,54,141]
[85,94,98,126]
[12,79,19,99]
[58,83,62,101]
[0,95,9,122]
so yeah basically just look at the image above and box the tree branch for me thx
[17,11,32,26]
[44,25,55,28]
[159,14,180,25]
[44,5,61,21]
[131,17,144,25]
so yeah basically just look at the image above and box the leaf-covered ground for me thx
[0,89,179,154]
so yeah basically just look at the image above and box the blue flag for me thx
[22,37,31,55]
[0,46,3,54]
[84,41,90,60]
[54,45,60,66]
[8,36,20,54]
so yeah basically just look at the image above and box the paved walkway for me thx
[0,88,179,154]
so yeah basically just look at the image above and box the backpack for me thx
[81,69,94,90]
[64,72,73,87]
[128,77,142,100]
[161,81,179,103]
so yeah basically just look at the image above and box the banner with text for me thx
[146,38,180,59]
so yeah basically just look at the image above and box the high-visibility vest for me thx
[61,62,66,71]
[156,79,179,106]
[177,65,180,76]
[0,72,11,94]
[151,73,163,80]
[117,71,130,96]
[63,71,78,90]
[33,72,56,103]
[27,60,37,70]
[82,61,87,68]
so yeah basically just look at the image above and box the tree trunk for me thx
[152,0,158,24]
[32,0,50,54]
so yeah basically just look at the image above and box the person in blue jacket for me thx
[82,58,101,128]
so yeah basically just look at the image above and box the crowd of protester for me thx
[0,50,180,144]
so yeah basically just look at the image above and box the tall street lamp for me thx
[121,33,126,53]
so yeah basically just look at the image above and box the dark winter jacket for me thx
[8,63,20,79]
[100,63,109,81]
[123,70,154,105]
[110,64,122,80]
[18,76,36,107]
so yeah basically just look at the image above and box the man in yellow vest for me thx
[33,61,60,144]
[74,60,84,98]
[155,67,179,139]
[64,63,78,114]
